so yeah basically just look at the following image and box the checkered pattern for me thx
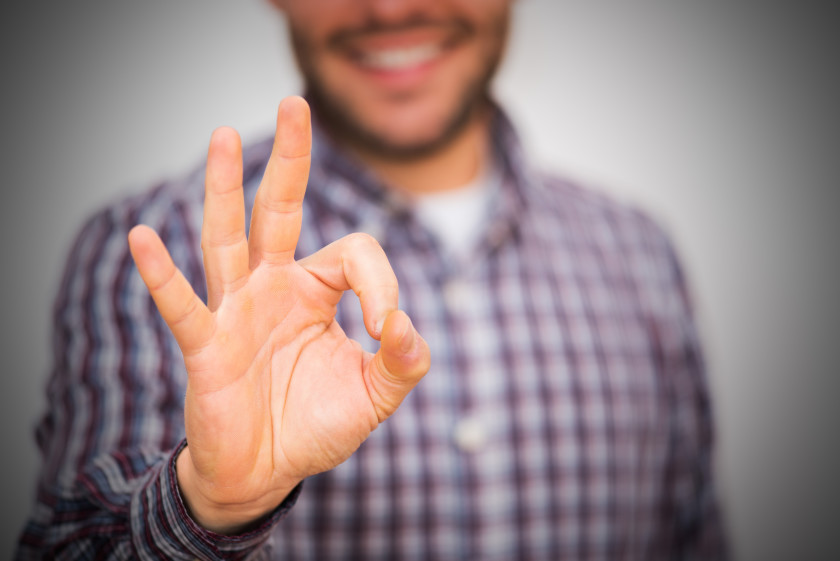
[17,108,726,560]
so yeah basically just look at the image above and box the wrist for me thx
[175,445,299,535]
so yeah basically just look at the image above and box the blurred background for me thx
[1,1,838,558]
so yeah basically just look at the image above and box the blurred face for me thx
[272,0,512,158]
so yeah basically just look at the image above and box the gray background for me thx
[2,1,838,559]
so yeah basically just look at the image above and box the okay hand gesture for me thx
[128,97,430,533]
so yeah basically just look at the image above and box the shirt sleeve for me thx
[16,200,298,559]
[653,233,729,560]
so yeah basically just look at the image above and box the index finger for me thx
[249,96,312,267]
[298,232,399,340]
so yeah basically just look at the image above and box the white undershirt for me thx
[412,164,498,262]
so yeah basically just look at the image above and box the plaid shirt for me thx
[17,109,726,560]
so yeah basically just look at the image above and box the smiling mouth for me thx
[332,20,469,75]
[357,43,446,71]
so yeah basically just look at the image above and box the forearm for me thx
[17,442,301,560]
[16,205,293,558]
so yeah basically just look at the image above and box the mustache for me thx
[327,16,473,49]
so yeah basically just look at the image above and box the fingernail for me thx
[399,317,416,353]
[374,317,385,338]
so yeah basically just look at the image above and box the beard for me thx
[289,15,509,161]
[302,67,496,162]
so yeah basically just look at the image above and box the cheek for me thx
[456,0,512,25]
[284,6,345,52]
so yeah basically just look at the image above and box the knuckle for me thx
[261,196,300,215]
[201,232,246,250]
[345,232,382,253]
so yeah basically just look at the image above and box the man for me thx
[18,1,726,559]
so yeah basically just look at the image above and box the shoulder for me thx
[75,133,273,251]
[74,168,200,248]
[64,136,274,295]
[523,168,692,314]
[492,109,671,257]
[528,169,675,257]
[60,161,209,307]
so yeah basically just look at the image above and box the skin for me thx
[129,0,512,534]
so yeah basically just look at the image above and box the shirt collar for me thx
[312,104,535,241]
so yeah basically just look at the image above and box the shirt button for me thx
[453,416,487,452]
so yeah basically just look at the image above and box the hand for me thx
[127,96,430,534]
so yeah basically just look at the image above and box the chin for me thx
[373,120,452,150]
[314,91,486,160]
[356,118,469,159]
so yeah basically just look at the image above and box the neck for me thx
[343,109,493,196]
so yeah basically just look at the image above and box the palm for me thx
[128,97,429,532]
[185,262,378,490]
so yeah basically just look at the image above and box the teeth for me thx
[360,44,442,70]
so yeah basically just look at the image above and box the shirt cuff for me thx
[131,439,302,560]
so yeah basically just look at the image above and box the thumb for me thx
[367,310,431,422]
